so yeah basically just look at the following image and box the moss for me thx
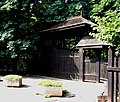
[5,75,22,81]
[39,79,62,87]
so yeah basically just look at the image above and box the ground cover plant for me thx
[39,79,63,87]
[5,75,22,81]
[39,79,63,98]
[4,74,22,87]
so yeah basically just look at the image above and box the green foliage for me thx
[64,38,78,51]
[92,0,118,17]
[42,0,82,23]
[62,89,70,94]
[39,79,63,87]
[0,0,82,64]
[5,75,22,80]
[0,0,40,60]
[91,0,120,54]
[1,0,18,10]
[45,94,52,98]
[35,92,40,95]
[79,0,94,19]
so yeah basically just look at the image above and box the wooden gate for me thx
[84,58,97,82]
[84,58,108,82]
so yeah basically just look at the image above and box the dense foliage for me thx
[91,0,120,54]
[0,0,83,57]
[0,0,82,71]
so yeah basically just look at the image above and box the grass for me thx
[4,75,22,81]
[39,79,63,87]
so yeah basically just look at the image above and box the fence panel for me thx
[50,50,80,79]
[84,59,97,82]
[107,56,120,102]
[107,67,120,102]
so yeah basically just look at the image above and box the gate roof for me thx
[76,36,112,48]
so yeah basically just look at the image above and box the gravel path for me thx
[0,76,107,102]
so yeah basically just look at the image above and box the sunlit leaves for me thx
[91,0,120,54]
[0,29,14,41]
[1,0,18,10]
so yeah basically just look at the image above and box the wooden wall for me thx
[49,50,80,80]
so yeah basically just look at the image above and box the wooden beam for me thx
[108,46,115,67]
[107,72,114,102]
[119,73,120,102]
[107,46,114,102]
[41,24,86,32]
[79,48,84,81]
[107,68,120,72]
[96,50,101,83]
[96,59,100,83]
[78,46,103,49]
[118,57,120,67]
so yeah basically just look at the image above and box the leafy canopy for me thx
[91,0,120,54]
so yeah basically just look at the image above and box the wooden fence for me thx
[107,56,120,102]
[0,58,27,75]
[50,50,108,81]
[49,50,80,79]
[84,58,108,82]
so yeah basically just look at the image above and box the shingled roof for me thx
[42,16,97,32]
[76,36,112,48]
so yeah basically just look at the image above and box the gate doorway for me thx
[84,49,108,82]
[76,36,111,82]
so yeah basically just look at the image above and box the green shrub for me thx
[62,89,70,94]
[39,79,62,87]
[5,75,22,81]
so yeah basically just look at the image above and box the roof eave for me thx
[76,43,112,48]
[40,23,86,33]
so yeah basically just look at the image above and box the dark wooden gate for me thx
[84,58,97,82]
[84,58,108,82]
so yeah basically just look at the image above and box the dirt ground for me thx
[0,76,107,102]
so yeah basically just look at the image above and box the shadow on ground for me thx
[19,84,31,88]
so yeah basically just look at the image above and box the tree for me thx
[91,0,120,54]
[0,0,82,71]
[0,0,42,71]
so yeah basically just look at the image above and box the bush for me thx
[4,75,22,81]
[39,79,62,87]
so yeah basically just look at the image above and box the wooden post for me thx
[108,47,114,67]
[108,47,114,102]
[113,56,118,102]
[107,71,114,102]
[118,57,120,67]
[118,56,120,102]
[96,50,101,83]
[96,58,100,83]
[79,48,84,81]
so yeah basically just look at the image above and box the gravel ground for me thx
[0,76,107,102]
